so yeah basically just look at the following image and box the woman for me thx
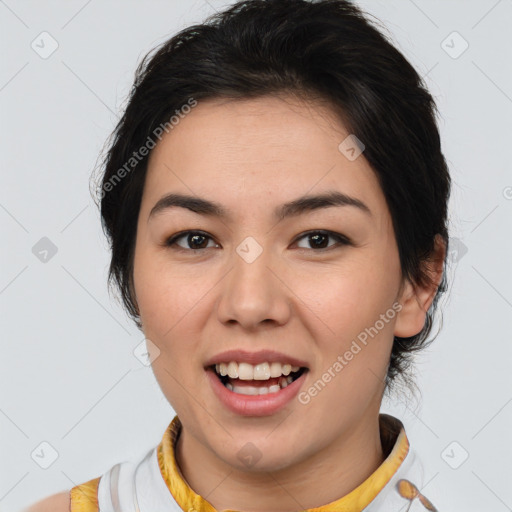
[27,0,450,510]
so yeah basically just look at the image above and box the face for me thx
[132,94,414,472]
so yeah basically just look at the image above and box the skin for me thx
[23,492,69,512]
[132,94,445,512]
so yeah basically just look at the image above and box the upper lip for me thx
[204,349,309,369]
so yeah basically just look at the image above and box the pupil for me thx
[310,233,327,249]
[190,234,206,249]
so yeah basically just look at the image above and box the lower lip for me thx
[205,367,308,417]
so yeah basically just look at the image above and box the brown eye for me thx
[164,229,351,254]
[165,231,218,251]
[295,230,351,251]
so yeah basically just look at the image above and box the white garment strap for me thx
[109,463,122,512]
[96,443,434,511]
[97,447,185,512]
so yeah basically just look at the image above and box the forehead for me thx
[148,95,346,169]
[143,95,385,218]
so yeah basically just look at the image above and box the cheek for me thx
[133,245,201,333]
[133,249,215,381]
[293,255,400,340]
[292,255,399,404]
[134,254,209,409]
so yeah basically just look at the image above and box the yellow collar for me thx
[157,414,409,512]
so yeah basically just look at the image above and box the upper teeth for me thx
[215,361,301,380]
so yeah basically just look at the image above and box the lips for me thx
[205,364,309,416]
[203,348,310,415]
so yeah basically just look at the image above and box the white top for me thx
[94,442,433,512]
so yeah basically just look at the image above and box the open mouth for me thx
[208,364,308,396]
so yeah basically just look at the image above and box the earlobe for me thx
[393,235,446,338]
[393,279,431,338]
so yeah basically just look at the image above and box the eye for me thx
[164,229,351,253]
[294,230,351,251]
[165,230,219,251]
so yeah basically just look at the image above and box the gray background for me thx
[1,0,511,510]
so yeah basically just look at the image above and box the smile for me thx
[205,366,309,417]
[212,361,307,395]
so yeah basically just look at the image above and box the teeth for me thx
[227,361,239,379]
[229,379,288,395]
[230,385,264,395]
[253,363,270,380]
[214,361,301,380]
[269,362,283,378]
[238,362,253,380]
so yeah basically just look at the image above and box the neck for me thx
[174,410,385,512]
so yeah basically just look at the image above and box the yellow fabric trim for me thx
[69,476,100,512]
[157,413,409,512]
[308,416,409,512]
[158,417,217,512]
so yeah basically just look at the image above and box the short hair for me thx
[93,0,451,394]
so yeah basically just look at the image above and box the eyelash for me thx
[163,230,352,253]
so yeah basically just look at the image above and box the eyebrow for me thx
[148,191,372,222]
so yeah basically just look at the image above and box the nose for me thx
[216,243,292,331]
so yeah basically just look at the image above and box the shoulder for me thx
[24,474,101,512]
[23,491,70,512]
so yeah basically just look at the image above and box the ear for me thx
[394,234,446,338]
